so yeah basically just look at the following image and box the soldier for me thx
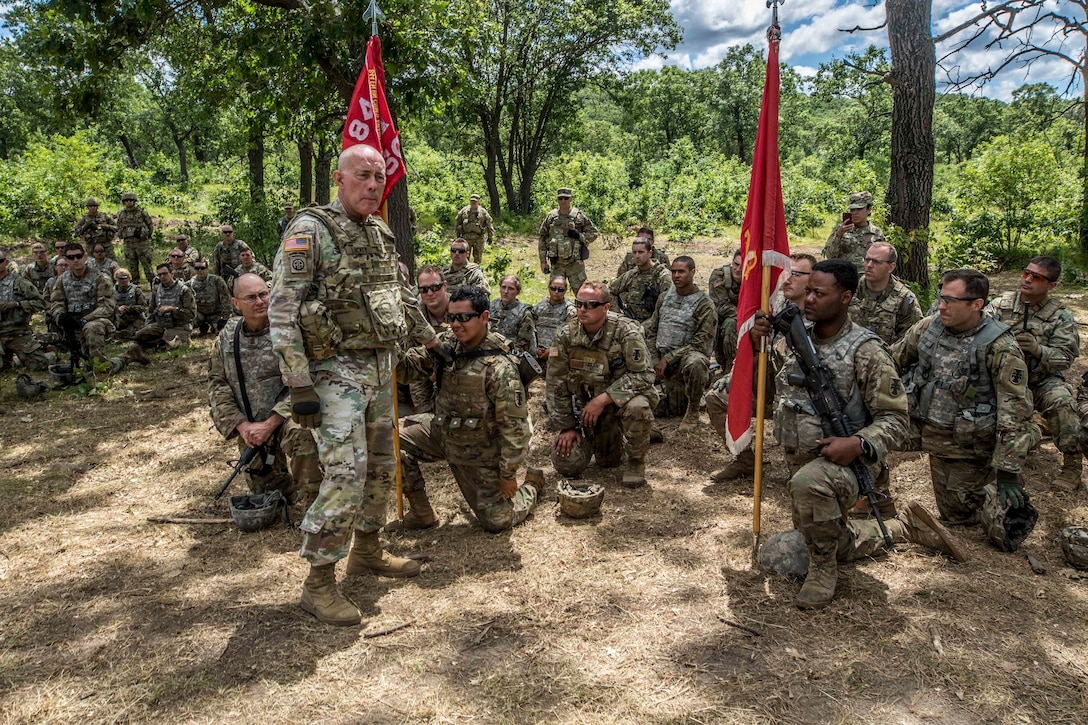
[409,265,452,414]
[112,267,147,336]
[615,227,669,278]
[190,261,233,336]
[115,192,155,285]
[25,243,54,296]
[534,274,573,374]
[848,242,921,346]
[489,275,536,354]
[73,198,118,260]
[644,256,717,431]
[268,144,441,627]
[0,251,51,371]
[48,240,68,267]
[213,225,251,286]
[892,269,1037,547]
[209,273,321,504]
[610,237,671,323]
[124,263,197,365]
[548,281,658,488]
[165,248,194,283]
[174,233,202,267]
[49,243,117,365]
[455,194,495,264]
[823,191,885,273]
[708,250,743,373]
[989,256,1082,489]
[277,203,296,239]
[235,248,272,284]
[397,285,542,531]
[443,238,490,296]
[752,259,963,610]
[538,187,598,293]
[87,243,120,282]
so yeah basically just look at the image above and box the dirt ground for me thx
[0,237,1086,724]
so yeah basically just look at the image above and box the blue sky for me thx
[647,0,1082,102]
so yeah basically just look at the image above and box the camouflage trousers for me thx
[927,455,994,526]
[705,371,776,444]
[0,327,52,370]
[551,259,586,295]
[133,322,191,348]
[657,351,710,415]
[114,309,145,338]
[124,238,154,286]
[1032,376,1079,454]
[71,318,115,362]
[400,415,536,532]
[236,420,322,506]
[464,234,486,264]
[195,311,230,335]
[788,457,890,563]
[552,395,654,477]
[715,313,738,372]
[409,378,436,414]
[299,362,397,566]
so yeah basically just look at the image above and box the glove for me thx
[996,470,1026,509]
[57,312,85,330]
[1014,331,1042,359]
[566,228,580,240]
[290,386,322,429]
[431,342,455,366]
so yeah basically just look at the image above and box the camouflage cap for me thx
[848,191,873,209]
[85,198,100,207]
[121,192,137,201]
[556,188,573,198]
[284,202,294,209]
[469,194,480,201]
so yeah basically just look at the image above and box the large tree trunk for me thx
[246,121,265,204]
[120,133,138,169]
[173,132,189,183]
[387,177,415,276]
[1080,66,1088,255]
[298,139,314,205]
[886,0,936,288]
[193,130,208,163]
[315,140,334,205]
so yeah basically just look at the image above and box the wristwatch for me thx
[856,435,875,459]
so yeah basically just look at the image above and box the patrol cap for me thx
[469,194,480,201]
[85,198,100,207]
[284,202,294,209]
[221,224,234,233]
[848,191,873,209]
[556,188,573,198]
[121,191,136,201]
[175,233,188,241]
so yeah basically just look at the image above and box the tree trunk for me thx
[120,133,139,169]
[386,176,415,276]
[886,0,936,288]
[315,140,334,205]
[733,105,747,163]
[246,121,265,204]
[298,138,314,205]
[173,132,189,183]
[193,130,208,163]
[1080,62,1088,255]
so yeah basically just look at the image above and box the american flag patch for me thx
[283,235,311,252]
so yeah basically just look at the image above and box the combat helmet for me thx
[85,198,100,207]
[557,480,604,518]
[229,490,284,532]
[121,191,137,202]
[1061,526,1088,570]
[980,483,1038,552]
[758,529,809,579]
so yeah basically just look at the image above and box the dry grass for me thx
[0,238,1086,724]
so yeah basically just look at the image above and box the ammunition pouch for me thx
[299,300,343,360]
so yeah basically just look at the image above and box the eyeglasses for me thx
[864,257,894,265]
[574,298,607,309]
[788,270,810,278]
[169,253,184,258]
[66,253,84,260]
[450,247,468,254]
[549,286,567,292]
[446,311,482,323]
[194,266,208,270]
[1021,269,1055,284]
[419,282,445,293]
[238,291,271,304]
[937,294,981,305]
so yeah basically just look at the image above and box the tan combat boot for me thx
[1056,452,1084,491]
[677,407,701,433]
[345,530,421,578]
[524,467,546,498]
[300,563,362,626]
[795,553,838,610]
[710,449,756,482]
[385,489,439,532]
[895,501,968,562]
[125,342,151,366]
[622,458,647,488]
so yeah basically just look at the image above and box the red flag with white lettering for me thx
[342,35,405,204]
[726,28,791,454]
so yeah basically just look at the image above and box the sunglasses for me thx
[788,270,810,278]
[573,298,607,309]
[1021,269,1055,284]
[169,253,184,258]
[446,311,482,323]
[66,253,84,260]
[549,286,567,292]
[450,247,468,254]
[937,294,981,305]
[419,282,445,293]
[194,267,208,270]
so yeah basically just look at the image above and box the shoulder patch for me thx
[284,235,311,252]
[515,388,525,408]
[290,256,307,273]
[632,347,643,363]
[1010,367,1024,385]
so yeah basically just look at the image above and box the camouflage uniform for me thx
[850,276,922,346]
[235,261,272,284]
[113,282,147,335]
[115,204,155,284]
[213,239,252,284]
[488,299,536,353]
[49,268,116,361]
[643,286,717,415]
[24,261,54,297]
[442,262,490,296]
[0,270,50,370]
[133,279,196,348]
[538,206,598,293]
[209,317,321,501]
[178,245,202,267]
[87,257,120,283]
[190,274,233,335]
[533,299,573,375]
[708,264,742,371]
[610,263,671,323]
[616,247,669,278]
[823,222,886,274]
[268,198,436,566]
[73,212,118,259]
[408,307,449,414]
[547,312,658,476]
[167,263,194,284]
[990,290,1081,459]
[892,315,1037,525]
[399,330,536,531]
[455,204,496,264]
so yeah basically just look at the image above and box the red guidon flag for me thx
[342,35,405,205]
[726,27,791,455]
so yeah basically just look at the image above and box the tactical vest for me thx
[544,210,586,262]
[191,276,225,314]
[461,209,485,236]
[221,318,285,422]
[116,207,150,239]
[78,213,115,244]
[852,278,911,344]
[619,267,665,321]
[25,263,53,294]
[655,288,705,351]
[216,242,245,272]
[535,301,570,348]
[775,323,876,457]
[566,316,620,395]
[60,271,100,315]
[994,291,1066,385]
[0,275,30,326]
[902,316,1006,446]
[115,285,141,309]
[434,345,502,466]
[153,281,187,327]
[490,300,530,340]
[444,263,483,292]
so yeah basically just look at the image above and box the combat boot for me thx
[710,449,755,482]
[125,343,150,366]
[894,501,968,562]
[622,458,646,488]
[1056,452,1084,491]
[385,490,439,532]
[524,467,546,498]
[677,407,701,433]
[300,563,362,626]
[345,530,421,578]
[795,553,838,610]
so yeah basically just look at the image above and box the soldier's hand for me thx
[536,347,547,360]
[498,478,518,499]
[1014,331,1042,359]
[816,436,863,466]
[996,470,1026,509]
[554,428,582,458]
[429,341,455,365]
[750,311,772,344]
[566,228,580,240]
[581,394,610,429]
[290,385,322,429]
[838,221,854,237]
[653,358,668,380]
[541,262,551,274]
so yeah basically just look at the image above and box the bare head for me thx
[334,145,387,219]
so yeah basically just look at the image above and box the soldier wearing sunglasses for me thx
[443,239,490,296]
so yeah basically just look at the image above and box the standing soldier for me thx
[0,251,52,371]
[615,227,669,278]
[116,192,155,284]
[73,199,118,260]
[25,243,54,296]
[849,241,922,345]
[190,261,233,335]
[708,250,743,373]
[538,188,597,293]
[49,243,117,366]
[213,225,251,287]
[489,275,536,354]
[112,268,147,336]
[455,194,495,264]
[443,238,490,296]
[534,274,573,374]
[610,237,671,323]
[823,190,885,274]
[277,203,296,239]
[989,256,1082,489]
[548,282,657,488]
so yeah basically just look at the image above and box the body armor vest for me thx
[544,210,585,262]
[535,301,570,348]
[216,242,245,272]
[115,207,150,239]
[461,210,484,235]
[191,276,225,314]
[221,318,285,422]
[655,288,705,351]
[61,271,100,314]
[852,278,910,344]
[153,281,186,327]
[619,267,665,321]
[993,292,1066,385]
[26,263,52,294]
[115,285,143,315]
[0,275,30,327]
[566,316,620,397]
[490,300,530,340]
[434,342,502,465]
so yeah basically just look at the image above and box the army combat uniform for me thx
[213,239,252,285]
[455,204,496,264]
[616,247,669,278]
[533,299,573,375]
[191,274,233,335]
[49,267,116,362]
[113,281,147,335]
[399,330,537,532]
[87,256,120,283]
[24,261,54,297]
[115,202,155,284]
[0,271,51,370]
[73,212,118,260]
[538,206,597,293]
[235,261,272,284]
[407,307,449,414]
[442,262,490,296]
[209,316,321,503]
[708,264,742,372]
[823,222,885,275]
[644,285,717,422]
[133,278,196,349]
[849,276,922,346]
[610,263,670,323]
[488,299,536,354]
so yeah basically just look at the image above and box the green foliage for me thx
[413,230,448,269]
[74,358,114,397]
[212,185,280,267]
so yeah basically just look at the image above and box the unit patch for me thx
[284,235,311,252]
[290,256,307,272]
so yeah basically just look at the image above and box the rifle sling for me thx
[233,321,256,423]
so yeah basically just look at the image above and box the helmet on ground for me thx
[48,364,79,386]
[229,490,283,532]
[557,480,604,518]
[1061,526,1088,570]
[759,529,809,580]
[980,483,1038,553]
[121,192,137,202]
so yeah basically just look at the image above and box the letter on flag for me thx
[726,28,791,455]
[342,35,405,204]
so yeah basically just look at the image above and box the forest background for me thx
[0,0,1085,297]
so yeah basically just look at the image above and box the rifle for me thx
[57,312,85,370]
[771,303,894,549]
[1021,301,1030,332]
[214,445,274,500]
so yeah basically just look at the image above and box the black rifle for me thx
[214,445,274,500]
[57,312,85,370]
[771,303,894,549]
